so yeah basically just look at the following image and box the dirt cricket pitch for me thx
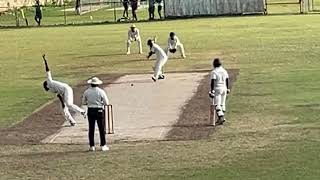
[0,70,238,145]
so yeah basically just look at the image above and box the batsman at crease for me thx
[209,58,230,125]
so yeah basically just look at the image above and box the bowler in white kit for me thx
[209,58,230,125]
[127,24,142,54]
[147,39,168,82]
[165,32,186,58]
[42,55,85,126]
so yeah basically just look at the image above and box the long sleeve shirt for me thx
[82,87,110,108]
[46,71,68,95]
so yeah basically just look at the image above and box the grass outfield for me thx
[1,14,320,179]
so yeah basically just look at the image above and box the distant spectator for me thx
[156,0,163,19]
[148,0,155,20]
[122,0,129,18]
[75,0,81,15]
[34,0,42,26]
[57,0,64,6]
[130,0,138,21]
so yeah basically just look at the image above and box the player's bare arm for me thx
[211,79,215,92]
[147,51,154,59]
[209,79,215,98]
[42,54,50,72]
[57,94,65,108]
[226,78,230,94]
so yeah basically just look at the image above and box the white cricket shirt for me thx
[168,36,181,48]
[128,28,140,40]
[46,71,69,95]
[82,87,110,108]
[151,43,167,60]
[211,67,229,89]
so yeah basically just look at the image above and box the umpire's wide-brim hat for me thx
[87,77,103,85]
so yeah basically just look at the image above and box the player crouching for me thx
[147,39,168,82]
[165,32,186,59]
[127,24,142,55]
[209,58,230,125]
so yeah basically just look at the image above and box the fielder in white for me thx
[209,58,230,125]
[165,32,186,58]
[42,55,85,126]
[147,39,168,82]
[127,24,143,54]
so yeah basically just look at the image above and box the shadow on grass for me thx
[294,103,320,108]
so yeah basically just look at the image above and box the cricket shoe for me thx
[81,111,87,119]
[216,116,225,125]
[139,51,143,54]
[182,55,186,59]
[69,121,77,127]
[126,51,130,55]
[152,76,157,82]
[89,146,95,152]
[158,75,165,80]
[101,145,109,152]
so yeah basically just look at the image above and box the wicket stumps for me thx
[105,105,114,134]
[209,104,216,126]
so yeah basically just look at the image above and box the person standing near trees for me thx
[130,0,138,21]
[34,0,42,26]
[75,0,81,15]
[148,0,155,20]
[121,0,129,18]
[156,0,163,19]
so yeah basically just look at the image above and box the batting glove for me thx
[209,90,215,98]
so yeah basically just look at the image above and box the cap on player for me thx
[131,24,136,28]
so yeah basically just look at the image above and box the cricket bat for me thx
[209,99,216,126]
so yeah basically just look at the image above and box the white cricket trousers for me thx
[165,43,186,57]
[153,56,168,78]
[127,38,142,53]
[213,88,227,116]
[62,86,84,123]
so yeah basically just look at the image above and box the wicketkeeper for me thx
[165,32,186,58]
[42,55,85,126]
[209,58,230,125]
[82,77,110,152]
[127,24,143,55]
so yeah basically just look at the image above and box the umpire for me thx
[82,77,110,152]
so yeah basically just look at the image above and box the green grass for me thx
[1,13,320,179]
[0,5,150,27]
